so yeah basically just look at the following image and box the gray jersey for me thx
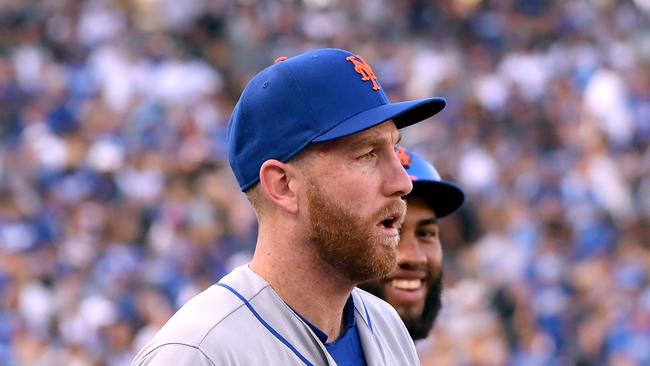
[132,264,419,365]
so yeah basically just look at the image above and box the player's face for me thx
[302,121,412,283]
[362,196,443,340]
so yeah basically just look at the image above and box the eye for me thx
[358,149,377,160]
[417,230,438,241]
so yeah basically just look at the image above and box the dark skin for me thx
[361,195,444,340]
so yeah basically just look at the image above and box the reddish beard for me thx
[306,182,405,283]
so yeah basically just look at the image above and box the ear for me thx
[259,159,300,215]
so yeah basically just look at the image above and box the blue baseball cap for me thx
[397,147,465,218]
[228,48,447,191]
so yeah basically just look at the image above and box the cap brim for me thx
[410,180,465,219]
[312,97,446,142]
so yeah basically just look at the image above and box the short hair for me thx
[242,146,316,218]
[244,183,265,219]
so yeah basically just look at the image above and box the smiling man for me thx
[361,148,465,342]
[132,49,447,365]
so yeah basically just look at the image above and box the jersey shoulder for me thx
[352,286,419,364]
[352,286,403,324]
[133,265,269,364]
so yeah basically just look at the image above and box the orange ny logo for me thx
[396,147,412,168]
[346,54,380,91]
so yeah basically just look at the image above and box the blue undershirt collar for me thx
[294,296,367,366]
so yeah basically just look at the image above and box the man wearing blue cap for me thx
[133,49,447,365]
[361,148,464,346]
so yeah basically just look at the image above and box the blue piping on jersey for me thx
[215,283,314,366]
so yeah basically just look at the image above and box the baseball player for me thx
[360,148,465,344]
[132,48,447,365]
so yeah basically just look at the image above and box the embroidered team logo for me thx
[346,54,380,91]
[396,147,412,169]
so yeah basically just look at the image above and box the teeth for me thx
[391,279,422,290]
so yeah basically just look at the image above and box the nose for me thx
[384,149,413,197]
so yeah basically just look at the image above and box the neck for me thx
[250,223,354,342]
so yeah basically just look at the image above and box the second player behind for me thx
[361,147,465,341]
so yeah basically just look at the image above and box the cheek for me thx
[326,167,379,200]
[425,242,443,269]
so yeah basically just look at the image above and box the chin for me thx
[396,301,426,320]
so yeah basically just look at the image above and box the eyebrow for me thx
[418,217,438,226]
[348,131,402,151]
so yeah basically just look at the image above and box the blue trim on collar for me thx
[215,283,314,366]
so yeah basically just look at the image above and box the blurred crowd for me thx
[0,0,648,365]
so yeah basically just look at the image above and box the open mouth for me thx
[378,213,403,231]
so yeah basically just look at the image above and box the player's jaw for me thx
[362,266,443,341]
[305,179,404,283]
[399,270,443,340]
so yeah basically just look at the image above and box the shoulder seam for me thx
[137,342,216,366]
[198,283,270,345]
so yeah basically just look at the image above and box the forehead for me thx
[404,196,436,219]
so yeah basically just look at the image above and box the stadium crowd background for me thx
[0,0,648,365]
